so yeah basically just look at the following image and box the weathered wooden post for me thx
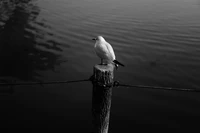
[91,64,114,133]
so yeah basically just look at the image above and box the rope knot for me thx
[113,81,120,87]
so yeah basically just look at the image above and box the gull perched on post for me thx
[92,36,125,68]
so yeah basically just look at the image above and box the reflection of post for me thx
[92,64,114,133]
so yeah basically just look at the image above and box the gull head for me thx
[92,36,105,42]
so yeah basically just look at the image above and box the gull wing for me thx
[104,41,116,60]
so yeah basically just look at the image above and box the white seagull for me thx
[92,36,125,68]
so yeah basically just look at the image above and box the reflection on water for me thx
[0,0,64,81]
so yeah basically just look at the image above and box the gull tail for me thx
[113,60,125,67]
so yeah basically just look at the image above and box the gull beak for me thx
[92,38,97,41]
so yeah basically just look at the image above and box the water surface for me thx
[1,0,200,132]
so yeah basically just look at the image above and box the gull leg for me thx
[100,59,103,65]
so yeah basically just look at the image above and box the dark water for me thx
[1,0,200,132]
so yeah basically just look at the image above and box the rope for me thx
[0,79,91,86]
[113,81,200,92]
[0,77,200,93]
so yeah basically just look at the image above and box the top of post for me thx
[93,64,115,86]
[94,64,114,72]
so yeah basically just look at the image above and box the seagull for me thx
[92,36,125,68]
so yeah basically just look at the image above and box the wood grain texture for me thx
[92,64,114,133]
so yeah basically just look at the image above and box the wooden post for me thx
[92,64,114,133]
